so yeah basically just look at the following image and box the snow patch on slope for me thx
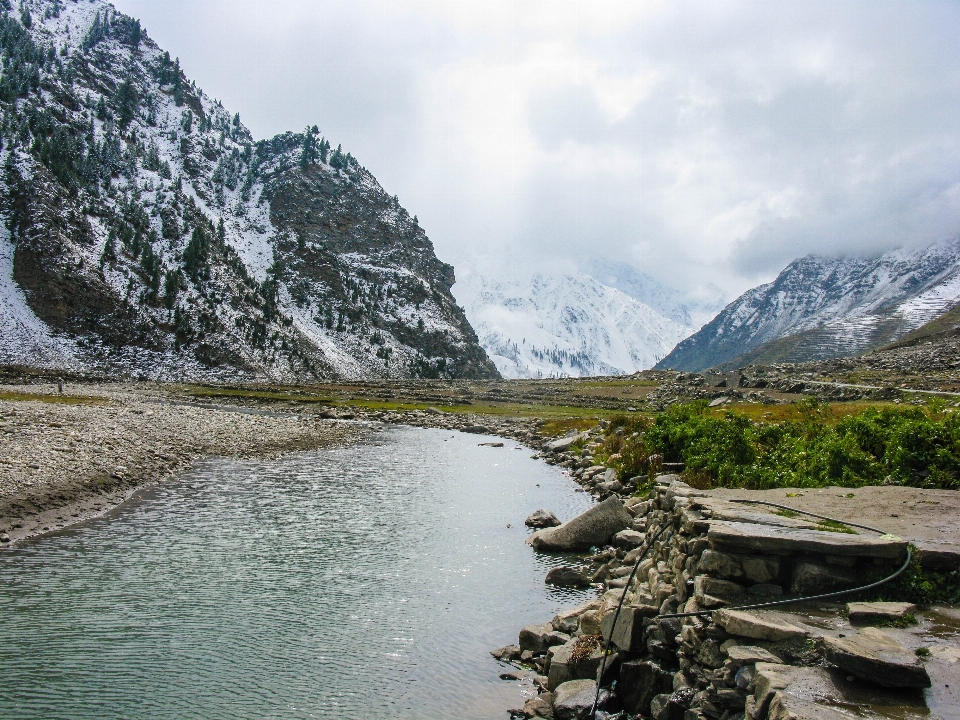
[0,228,79,368]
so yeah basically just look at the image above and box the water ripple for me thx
[0,426,596,720]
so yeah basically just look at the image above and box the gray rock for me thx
[613,528,645,549]
[767,691,853,720]
[742,555,780,584]
[790,561,853,595]
[547,638,611,690]
[618,660,668,716]
[553,679,608,720]
[649,693,672,720]
[846,601,916,625]
[600,604,659,653]
[697,549,743,579]
[713,610,808,642]
[520,623,570,654]
[708,520,906,560]
[522,692,555,719]
[726,645,782,667]
[694,575,745,607]
[546,433,587,453]
[526,509,562,528]
[821,627,931,688]
[490,644,522,661]
[528,496,633,552]
[545,566,592,587]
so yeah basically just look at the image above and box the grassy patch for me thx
[595,399,960,490]
[816,519,857,534]
[0,391,109,405]
[185,386,334,403]
[775,508,800,519]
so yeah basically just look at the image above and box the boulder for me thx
[553,679,608,720]
[821,627,931,688]
[545,566,592,587]
[522,692,555,719]
[547,638,611,690]
[490,644,522,661]
[528,496,633,552]
[546,433,587,453]
[551,600,601,634]
[846,601,916,625]
[526,509,562,528]
[520,623,571,654]
[713,610,808,642]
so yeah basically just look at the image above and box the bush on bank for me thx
[600,399,960,491]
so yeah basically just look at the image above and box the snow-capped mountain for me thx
[586,259,727,330]
[0,0,497,380]
[658,239,960,371]
[454,270,693,378]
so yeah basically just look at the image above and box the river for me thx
[0,425,596,719]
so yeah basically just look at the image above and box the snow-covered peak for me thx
[454,268,693,378]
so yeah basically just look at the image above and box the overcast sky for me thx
[112,0,960,299]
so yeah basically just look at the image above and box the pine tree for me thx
[115,80,138,129]
[300,127,318,169]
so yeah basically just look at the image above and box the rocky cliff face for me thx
[0,0,497,381]
[658,240,960,372]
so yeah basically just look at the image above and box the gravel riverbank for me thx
[0,384,372,545]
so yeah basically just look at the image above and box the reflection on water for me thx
[0,426,597,720]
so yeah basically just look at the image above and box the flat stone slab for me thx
[846,601,917,625]
[750,663,928,720]
[822,627,931,688]
[726,645,782,666]
[914,540,960,570]
[694,498,820,530]
[714,610,808,642]
[707,520,907,560]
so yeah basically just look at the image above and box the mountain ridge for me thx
[0,0,498,381]
[657,239,960,372]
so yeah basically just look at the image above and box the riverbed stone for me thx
[767,691,853,720]
[697,549,743,579]
[713,610,808,642]
[526,509,562,528]
[522,692,555,718]
[552,600,601,634]
[846,601,916,625]
[553,679,607,720]
[490,644,522,661]
[545,566,592,587]
[821,627,931,688]
[528,496,633,552]
[520,623,570,654]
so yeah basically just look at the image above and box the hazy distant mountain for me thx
[0,0,496,380]
[454,269,692,378]
[586,259,727,330]
[657,239,960,371]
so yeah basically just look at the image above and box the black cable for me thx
[589,497,913,718]
[590,518,674,719]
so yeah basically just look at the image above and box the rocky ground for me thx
[492,422,960,719]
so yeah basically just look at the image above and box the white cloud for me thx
[112,0,960,296]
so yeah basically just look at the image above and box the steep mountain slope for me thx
[0,0,497,380]
[657,239,960,371]
[453,270,692,378]
[586,258,727,330]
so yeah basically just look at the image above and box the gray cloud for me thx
[112,0,960,296]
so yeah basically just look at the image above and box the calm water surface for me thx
[0,425,596,719]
